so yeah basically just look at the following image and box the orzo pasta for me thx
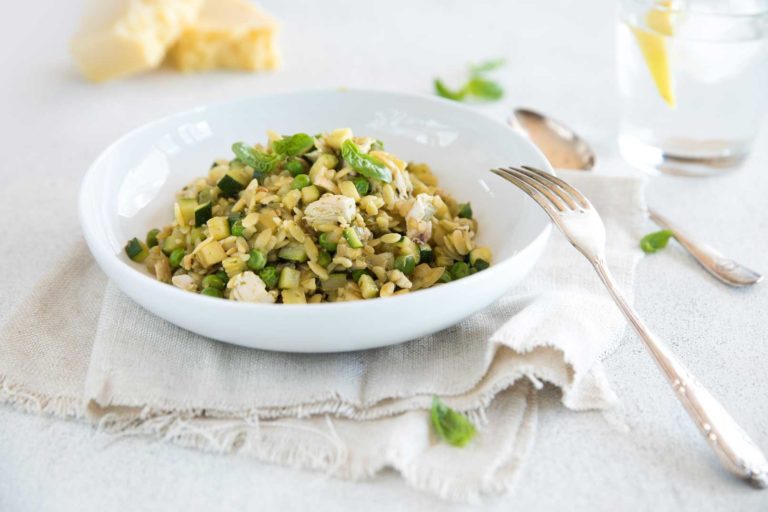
[124,129,492,303]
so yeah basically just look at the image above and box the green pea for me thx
[215,270,229,283]
[201,287,223,298]
[394,255,415,276]
[247,249,267,271]
[291,174,311,189]
[450,261,470,280]
[169,248,186,268]
[318,233,337,253]
[231,219,245,237]
[438,269,453,283]
[146,228,160,248]
[317,250,332,267]
[285,158,306,177]
[352,177,370,196]
[457,203,473,219]
[259,266,279,288]
[202,274,226,290]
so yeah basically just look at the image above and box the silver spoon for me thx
[510,108,763,287]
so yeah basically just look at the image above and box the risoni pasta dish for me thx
[124,129,492,303]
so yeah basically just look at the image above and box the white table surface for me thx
[1,1,767,510]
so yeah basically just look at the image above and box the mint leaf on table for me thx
[232,142,281,173]
[640,229,674,253]
[273,133,315,157]
[469,58,505,74]
[434,79,468,101]
[431,396,476,447]
[466,77,503,100]
[341,139,392,183]
[433,59,504,103]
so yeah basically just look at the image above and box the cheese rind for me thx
[71,0,203,82]
[167,0,280,72]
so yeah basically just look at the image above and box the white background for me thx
[1,0,767,510]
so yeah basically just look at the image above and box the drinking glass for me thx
[617,0,768,176]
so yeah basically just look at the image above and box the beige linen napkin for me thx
[0,171,645,502]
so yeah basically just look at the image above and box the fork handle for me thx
[592,258,768,488]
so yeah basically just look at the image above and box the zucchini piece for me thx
[318,233,337,253]
[418,245,434,264]
[281,289,307,304]
[222,255,246,277]
[146,229,160,248]
[161,233,185,255]
[469,247,492,266]
[124,238,148,262]
[301,185,320,204]
[197,187,214,205]
[206,216,230,241]
[395,236,421,264]
[457,202,473,219]
[317,250,332,267]
[278,243,308,263]
[358,274,379,299]
[279,267,301,289]
[217,165,252,197]
[196,241,227,268]
[194,202,213,227]
[177,198,198,225]
[394,255,415,276]
[474,259,490,271]
[343,227,363,249]
[321,273,347,292]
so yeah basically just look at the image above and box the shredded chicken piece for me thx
[171,274,197,292]
[227,271,275,303]
[406,193,437,243]
[303,194,356,228]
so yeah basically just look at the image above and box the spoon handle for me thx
[648,209,763,287]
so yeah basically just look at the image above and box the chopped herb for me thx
[457,202,473,219]
[231,142,281,174]
[273,133,315,157]
[341,140,392,183]
[640,229,674,253]
[431,396,476,447]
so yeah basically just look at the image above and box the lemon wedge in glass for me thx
[630,1,677,108]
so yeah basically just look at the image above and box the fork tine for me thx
[521,165,590,209]
[490,168,561,219]
[512,166,578,210]
[498,167,567,211]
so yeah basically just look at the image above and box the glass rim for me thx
[627,0,768,19]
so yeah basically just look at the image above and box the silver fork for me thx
[491,165,768,488]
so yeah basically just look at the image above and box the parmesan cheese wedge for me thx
[167,0,280,72]
[70,0,204,82]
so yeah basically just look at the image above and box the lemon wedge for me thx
[630,1,677,108]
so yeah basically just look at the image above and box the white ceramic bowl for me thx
[79,89,551,352]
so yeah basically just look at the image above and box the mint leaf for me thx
[232,142,281,173]
[466,77,503,101]
[434,59,504,103]
[341,140,392,183]
[273,133,315,157]
[434,79,468,101]
[431,396,476,447]
[640,229,674,253]
[470,58,505,74]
